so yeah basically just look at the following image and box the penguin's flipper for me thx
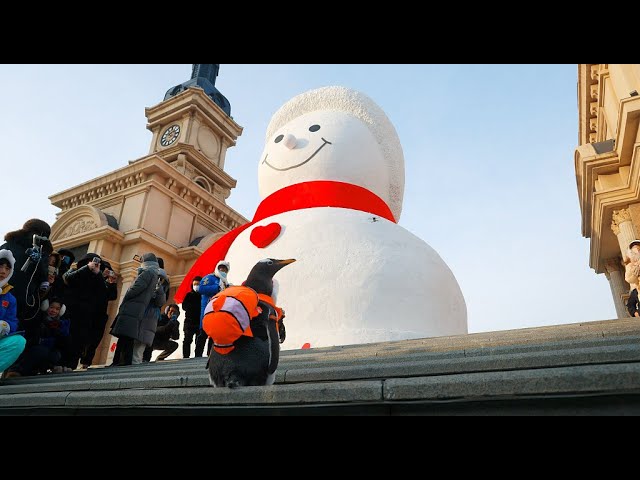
[265,306,280,375]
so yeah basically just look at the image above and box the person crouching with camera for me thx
[143,303,181,362]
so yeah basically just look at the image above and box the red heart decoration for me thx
[250,222,282,248]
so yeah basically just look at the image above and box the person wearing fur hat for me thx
[0,249,26,376]
[5,297,72,377]
[0,219,52,323]
[195,260,230,357]
[61,253,118,370]
[110,253,165,366]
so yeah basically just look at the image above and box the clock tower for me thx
[48,64,248,366]
[144,64,242,201]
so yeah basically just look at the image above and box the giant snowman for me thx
[175,86,467,349]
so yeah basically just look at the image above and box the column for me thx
[604,258,628,319]
[611,208,637,261]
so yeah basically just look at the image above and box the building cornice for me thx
[578,64,602,146]
[48,155,249,232]
[138,143,237,192]
[586,143,640,273]
[576,94,640,239]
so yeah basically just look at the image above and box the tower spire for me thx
[164,64,231,116]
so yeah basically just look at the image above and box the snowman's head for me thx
[259,86,405,222]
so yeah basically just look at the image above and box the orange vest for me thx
[202,286,261,355]
[202,287,287,355]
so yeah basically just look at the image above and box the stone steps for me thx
[1,338,638,393]
[1,319,639,415]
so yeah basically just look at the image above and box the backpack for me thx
[202,286,262,354]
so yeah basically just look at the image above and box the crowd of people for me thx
[0,218,233,379]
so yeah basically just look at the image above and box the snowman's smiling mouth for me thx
[262,138,332,172]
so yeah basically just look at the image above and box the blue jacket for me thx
[0,285,18,333]
[36,314,71,349]
[199,274,223,327]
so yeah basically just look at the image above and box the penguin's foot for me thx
[265,372,276,386]
[208,370,217,388]
[226,374,246,388]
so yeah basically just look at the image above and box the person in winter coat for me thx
[46,249,75,303]
[6,297,72,377]
[181,275,202,358]
[143,304,180,362]
[110,253,164,366]
[37,265,60,306]
[131,266,167,364]
[0,249,26,376]
[82,260,118,368]
[195,260,230,357]
[0,219,52,323]
[62,253,118,370]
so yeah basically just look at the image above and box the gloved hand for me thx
[26,247,41,263]
[0,320,10,337]
[39,281,50,291]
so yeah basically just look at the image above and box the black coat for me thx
[0,234,49,322]
[182,290,202,329]
[153,313,180,345]
[63,254,118,327]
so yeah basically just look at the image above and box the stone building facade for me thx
[575,64,640,317]
[48,67,247,365]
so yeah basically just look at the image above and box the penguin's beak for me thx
[271,258,296,274]
[276,259,296,265]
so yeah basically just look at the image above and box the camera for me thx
[21,234,48,273]
[33,235,49,246]
[92,256,101,265]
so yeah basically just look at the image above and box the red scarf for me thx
[174,181,395,303]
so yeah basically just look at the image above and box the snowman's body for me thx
[226,207,466,349]
[177,86,468,350]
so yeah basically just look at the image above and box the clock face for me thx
[160,124,180,147]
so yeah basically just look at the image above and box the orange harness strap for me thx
[257,293,284,333]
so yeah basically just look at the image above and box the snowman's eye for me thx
[274,135,284,143]
[309,125,321,132]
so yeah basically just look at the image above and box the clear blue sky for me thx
[0,64,615,333]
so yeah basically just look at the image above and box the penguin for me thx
[206,258,295,388]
